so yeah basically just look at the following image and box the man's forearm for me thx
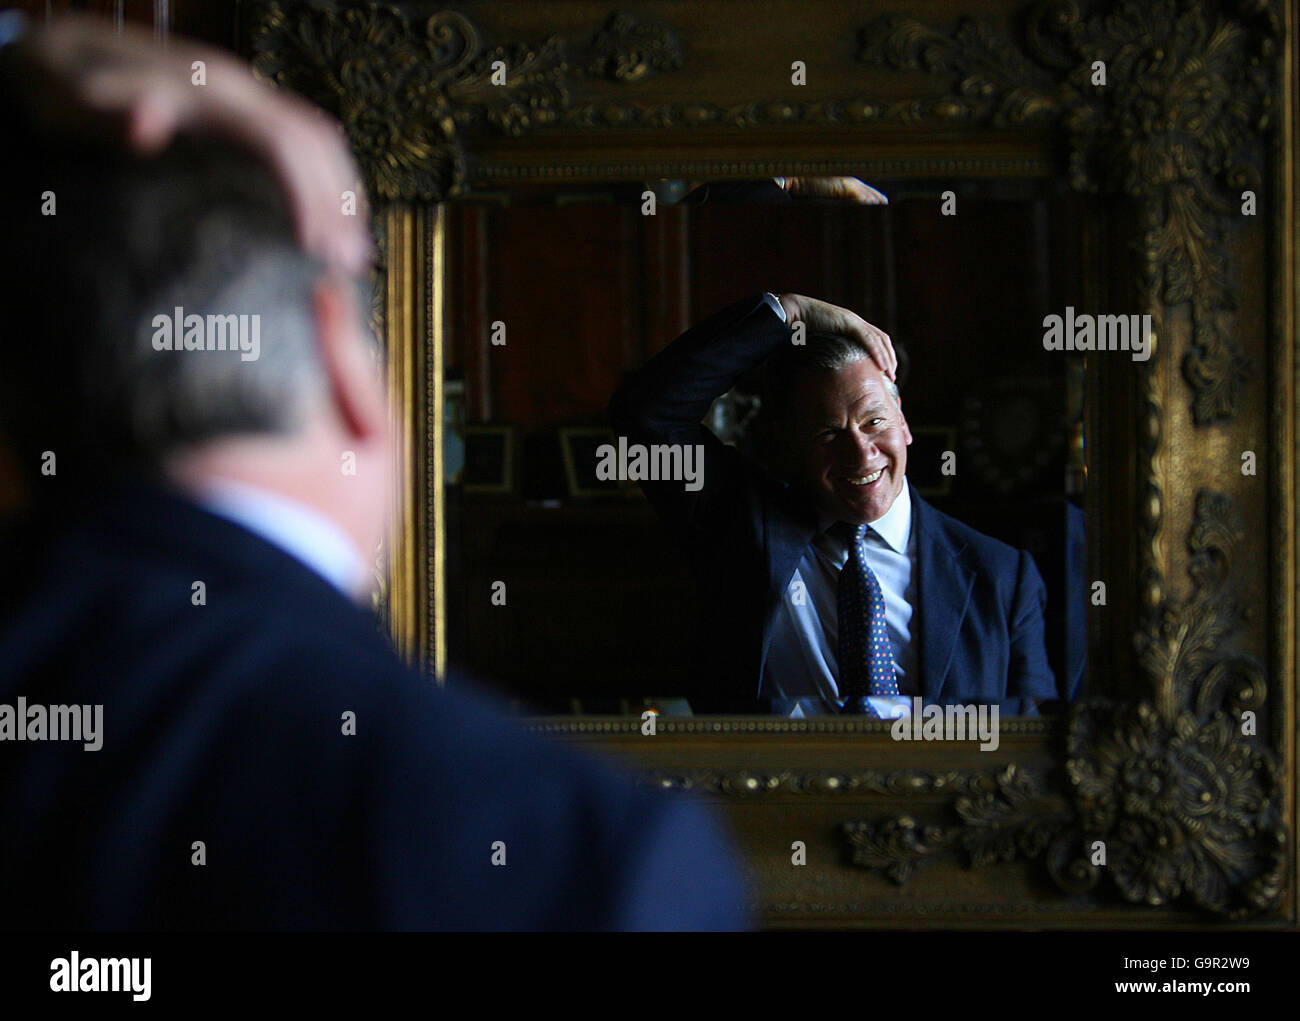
[608,294,790,445]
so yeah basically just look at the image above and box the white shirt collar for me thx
[817,481,913,554]
[188,477,369,598]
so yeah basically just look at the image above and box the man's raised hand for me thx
[776,294,897,381]
[5,15,373,276]
[779,177,888,205]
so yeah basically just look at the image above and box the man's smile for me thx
[840,467,885,486]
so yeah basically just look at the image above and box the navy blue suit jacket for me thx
[0,481,746,930]
[609,295,1057,714]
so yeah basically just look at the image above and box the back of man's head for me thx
[0,131,330,504]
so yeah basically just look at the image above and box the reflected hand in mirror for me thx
[778,176,889,204]
[682,175,887,206]
[776,293,898,381]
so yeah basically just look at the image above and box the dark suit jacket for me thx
[0,480,746,930]
[608,295,1057,714]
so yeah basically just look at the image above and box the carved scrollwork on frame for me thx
[247,2,682,201]
[584,11,683,83]
[1064,700,1283,914]
[248,3,560,200]
[842,765,1075,886]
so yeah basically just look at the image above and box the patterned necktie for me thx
[837,522,899,715]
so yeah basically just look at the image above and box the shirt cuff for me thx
[762,292,787,324]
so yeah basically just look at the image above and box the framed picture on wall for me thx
[558,427,626,498]
[463,425,517,495]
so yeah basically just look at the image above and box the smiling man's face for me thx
[782,356,912,524]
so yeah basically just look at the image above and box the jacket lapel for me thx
[759,481,817,684]
[913,488,975,702]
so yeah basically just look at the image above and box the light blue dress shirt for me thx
[191,477,369,598]
[760,483,918,716]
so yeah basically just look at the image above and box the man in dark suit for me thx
[0,17,745,930]
[609,293,1056,716]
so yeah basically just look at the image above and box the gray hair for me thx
[759,331,900,422]
[123,228,330,457]
[1,135,369,486]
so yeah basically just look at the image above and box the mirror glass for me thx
[440,176,1093,717]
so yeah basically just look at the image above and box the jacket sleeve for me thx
[384,672,751,930]
[607,294,791,544]
[1005,549,1058,712]
[609,792,751,931]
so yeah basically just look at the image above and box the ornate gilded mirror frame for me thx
[244,0,1296,927]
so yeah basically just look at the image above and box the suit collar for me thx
[45,478,369,618]
[189,476,367,597]
[812,480,912,554]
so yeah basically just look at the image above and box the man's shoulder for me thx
[913,491,1025,570]
[242,651,748,930]
[4,494,747,929]
[136,550,639,811]
[7,485,622,790]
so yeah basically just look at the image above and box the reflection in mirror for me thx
[442,177,1090,717]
